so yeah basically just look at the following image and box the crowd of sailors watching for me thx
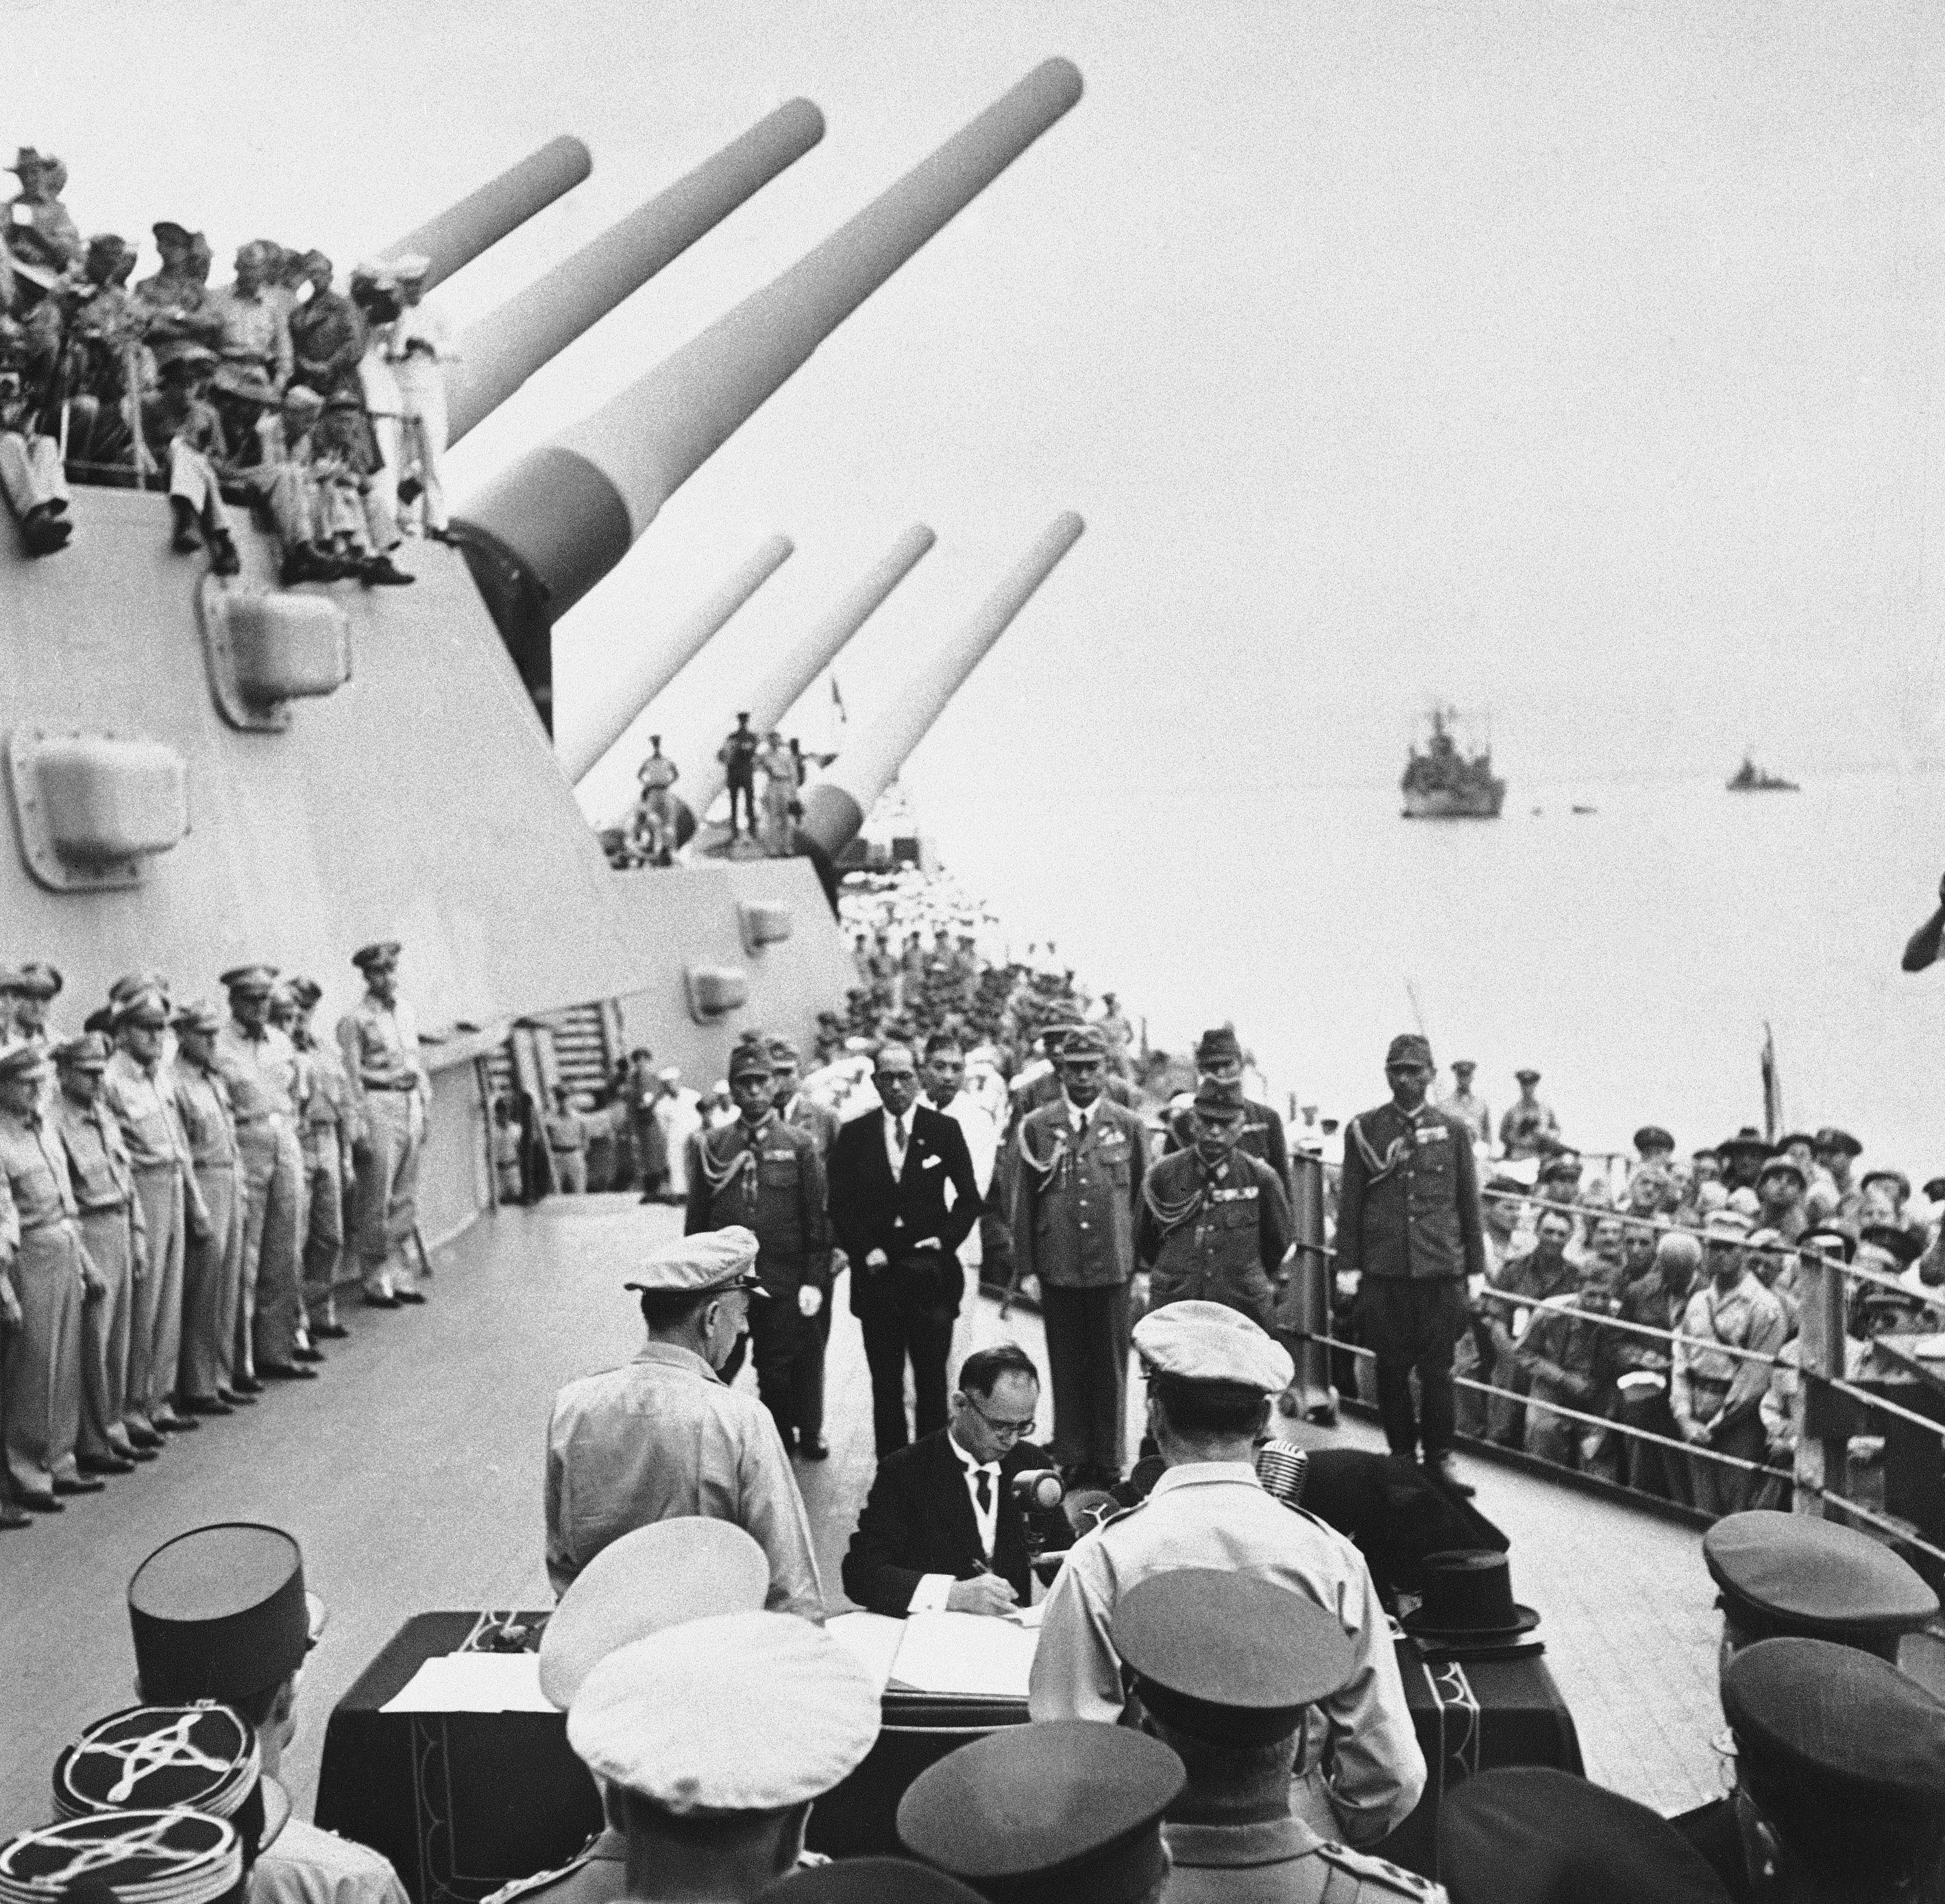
[0,146,448,583]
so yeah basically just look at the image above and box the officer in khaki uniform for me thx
[103,984,205,1443]
[169,1000,249,1408]
[52,1032,146,1472]
[770,1037,840,1157]
[289,976,354,1337]
[685,1044,833,1457]
[1012,1025,1147,1485]
[1336,1034,1486,1494]
[1138,1078,1291,1331]
[545,1086,591,1194]
[337,941,429,1306]
[1116,1569,1445,1901]
[0,1037,108,1508]
[483,1518,773,1904]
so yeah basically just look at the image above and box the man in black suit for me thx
[827,1043,983,1455]
[842,1343,1070,1615]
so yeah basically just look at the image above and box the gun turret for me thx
[556,535,795,783]
[446,103,826,446]
[452,58,1083,726]
[380,136,593,288]
[643,522,936,819]
[798,512,1083,858]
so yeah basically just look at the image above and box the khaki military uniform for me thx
[1163,1816,1445,1902]
[337,995,428,1297]
[173,1058,245,1398]
[1012,1096,1147,1480]
[1138,1148,1292,1330]
[56,1093,145,1461]
[215,1019,307,1366]
[1029,1463,1425,1850]
[0,1108,90,1496]
[544,1104,589,1194]
[685,1114,831,1448]
[544,1341,822,1617]
[298,1037,355,1324]
[480,1830,624,1904]
[102,1049,201,1430]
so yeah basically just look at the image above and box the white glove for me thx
[798,1285,823,1318]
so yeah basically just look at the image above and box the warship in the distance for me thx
[1400,703,1506,818]
[1727,751,1799,792]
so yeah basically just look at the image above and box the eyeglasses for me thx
[962,1395,1036,1441]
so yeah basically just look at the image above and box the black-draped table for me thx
[314,1616,1577,1896]
[1375,1639,1584,1877]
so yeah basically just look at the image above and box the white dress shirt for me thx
[907,1430,1001,1614]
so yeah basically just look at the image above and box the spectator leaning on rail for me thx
[1336,1033,1486,1495]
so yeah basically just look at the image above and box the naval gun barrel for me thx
[641,522,937,812]
[381,136,593,289]
[556,535,795,784]
[453,58,1082,720]
[799,511,1084,857]
[446,103,826,446]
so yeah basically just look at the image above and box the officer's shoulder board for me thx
[1314,1840,1445,1899]
[478,1838,602,1904]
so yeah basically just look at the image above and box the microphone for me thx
[1256,1438,1310,1509]
[1010,1469,1065,1512]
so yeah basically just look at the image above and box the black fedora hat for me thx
[1401,1550,1540,1643]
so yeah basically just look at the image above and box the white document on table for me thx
[826,1611,906,1696]
[380,1652,554,1713]
[892,1611,1040,1699]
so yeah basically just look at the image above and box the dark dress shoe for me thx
[79,1454,136,1476]
[395,1289,427,1306]
[799,1439,831,1461]
[230,1375,264,1395]
[312,1323,350,1340]
[155,1413,200,1432]
[53,1474,106,1495]
[184,1397,235,1417]
[123,1443,160,1462]
[363,1293,400,1310]
[291,1344,326,1363]
[0,1503,31,1528]
[1423,1451,1476,1498]
[259,1363,319,1380]
[19,1493,63,1512]
[125,1424,165,1452]
[217,1387,257,1407]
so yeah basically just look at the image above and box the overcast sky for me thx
[13,0,1945,893]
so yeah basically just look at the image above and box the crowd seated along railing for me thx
[1285,1158,1945,1580]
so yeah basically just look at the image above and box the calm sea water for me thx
[927,766,1945,1171]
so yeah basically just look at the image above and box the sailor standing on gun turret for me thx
[720,714,761,842]
[1336,1034,1485,1496]
[337,942,429,1309]
[1011,1026,1145,1487]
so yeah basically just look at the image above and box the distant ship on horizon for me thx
[1401,704,1506,819]
[1727,753,1800,793]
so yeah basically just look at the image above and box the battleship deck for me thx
[0,1195,1724,1835]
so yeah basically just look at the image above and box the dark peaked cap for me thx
[898,1720,1183,1904]
[1439,1767,1733,1904]
[1114,1570,1354,1743]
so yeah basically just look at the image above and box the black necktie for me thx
[975,1469,992,1515]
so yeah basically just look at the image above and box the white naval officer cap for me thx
[539,1519,770,1709]
[1132,1300,1294,1394]
[623,1226,763,1297]
[568,1612,881,1815]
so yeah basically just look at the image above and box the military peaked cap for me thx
[1704,1509,1937,1652]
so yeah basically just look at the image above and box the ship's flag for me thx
[1760,1022,1781,1142]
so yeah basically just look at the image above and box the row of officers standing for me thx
[674,1020,1298,1489]
[0,941,429,1524]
